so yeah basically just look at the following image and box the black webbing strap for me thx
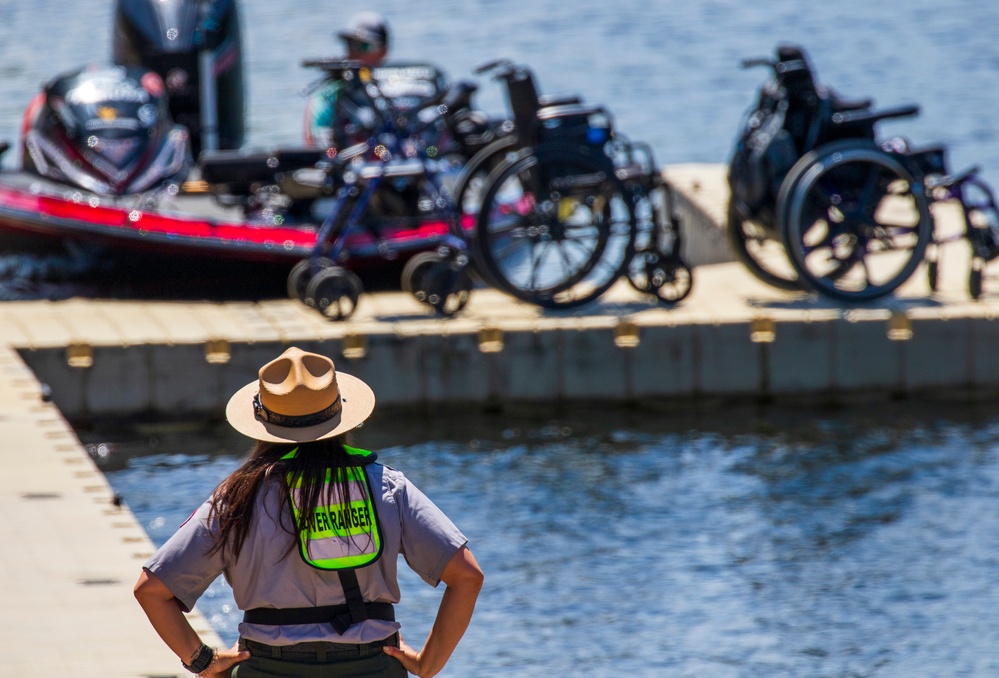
[243,599,395,635]
[337,568,370,632]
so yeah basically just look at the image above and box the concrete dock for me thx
[1,163,997,675]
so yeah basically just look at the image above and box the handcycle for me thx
[282,59,487,319]
[728,44,948,301]
[462,62,692,309]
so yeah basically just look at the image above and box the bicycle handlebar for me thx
[301,57,365,75]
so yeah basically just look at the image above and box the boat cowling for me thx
[112,0,245,156]
[21,64,192,195]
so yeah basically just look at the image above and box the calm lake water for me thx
[85,401,999,677]
[6,1,999,675]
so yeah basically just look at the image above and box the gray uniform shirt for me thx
[145,462,466,645]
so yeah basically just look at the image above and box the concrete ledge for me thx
[0,346,223,677]
[663,164,734,266]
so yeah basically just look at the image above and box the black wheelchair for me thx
[728,44,947,302]
[464,61,692,309]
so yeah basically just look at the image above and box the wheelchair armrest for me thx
[536,103,609,122]
[831,104,920,127]
[538,94,582,107]
[827,88,873,112]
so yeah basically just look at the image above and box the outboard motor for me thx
[21,64,191,195]
[112,0,245,156]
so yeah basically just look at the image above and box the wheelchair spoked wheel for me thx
[627,247,693,304]
[780,140,933,302]
[475,145,635,309]
[450,138,527,293]
[287,257,334,303]
[726,202,802,291]
[305,266,364,321]
[452,137,522,228]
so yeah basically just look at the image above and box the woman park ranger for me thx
[134,346,483,677]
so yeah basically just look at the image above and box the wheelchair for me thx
[466,62,692,309]
[728,44,944,302]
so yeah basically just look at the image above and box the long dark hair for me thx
[207,435,367,561]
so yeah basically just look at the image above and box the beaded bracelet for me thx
[182,643,215,674]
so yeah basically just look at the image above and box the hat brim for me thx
[225,371,375,443]
[337,30,386,47]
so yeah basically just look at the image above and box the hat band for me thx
[253,393,342,428]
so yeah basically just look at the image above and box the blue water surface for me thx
[7,1,999,674]
[87,402,999,677]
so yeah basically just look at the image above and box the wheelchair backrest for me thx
[501,68,543,141]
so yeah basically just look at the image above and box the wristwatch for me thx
[182,643,215,674]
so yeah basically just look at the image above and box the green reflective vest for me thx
[283,445,383,571]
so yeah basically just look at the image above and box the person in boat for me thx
[133,346,483,677]
[304,11,393,150]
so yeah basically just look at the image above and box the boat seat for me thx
[199,148,328,191]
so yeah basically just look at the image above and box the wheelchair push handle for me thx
[474,58,513,75]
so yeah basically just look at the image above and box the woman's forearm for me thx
[133,569,205,664]
[417,545,484,677]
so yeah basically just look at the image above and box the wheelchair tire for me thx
[401,251,441,302]
[305,266,363,321]
[780,140,932,302]
[926,258,939,292]
[474,145,635,309]
[452,135,522,225]
[423,255,474,317]
[287,257,333,304]
[627,247,693,305]
[970,260,984,300]
[726,201,802,291]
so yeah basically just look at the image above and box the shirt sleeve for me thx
[304,80,341,148]
[143,498,226,613]
[393,470,467,587]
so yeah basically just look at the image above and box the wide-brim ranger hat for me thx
[226,347,375,443]
[337,11,390,48]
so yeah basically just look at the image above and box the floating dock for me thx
[1,163,997,675]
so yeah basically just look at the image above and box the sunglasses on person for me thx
[345,38,381,54]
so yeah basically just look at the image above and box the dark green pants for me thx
[231,637,407,678]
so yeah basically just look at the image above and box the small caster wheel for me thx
[424,254,473,317]
[287,257,333,303]
[305,266,363,320]
[926,259,939,292]
[970,266,983,300]
[401,251,441,302]
[628,248,693,305]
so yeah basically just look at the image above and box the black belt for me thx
[241,634,399,661]
[243,602,396,635]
